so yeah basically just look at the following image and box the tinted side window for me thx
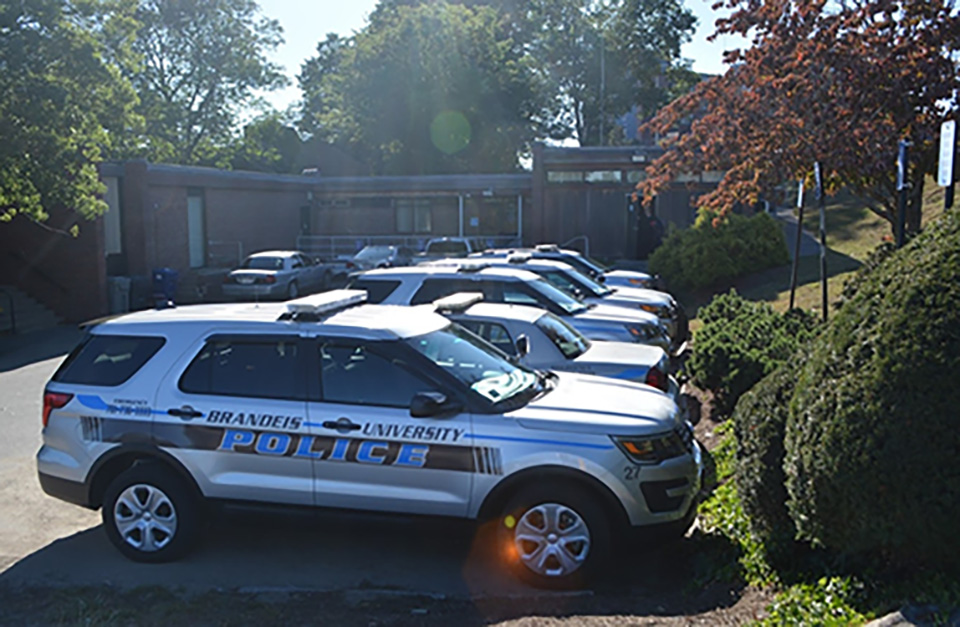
[180,339,303,400]
[53,335,166,386]
[347,278,401,304]
[320,343,433,407]
[458,321,516,356]
[410,279,474,305]
[502,283,541,306]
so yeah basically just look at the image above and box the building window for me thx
[187,190,206,268]
[584,170,622,183]
[626,170,647,184]
[396,199,432,233]
[547,171,584,183]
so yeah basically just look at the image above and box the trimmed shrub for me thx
[783,210,960,568]
[733,359,802,559]
[649,212,789,292]
[687,290,818,415]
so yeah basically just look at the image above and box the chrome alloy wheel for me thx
[113,484,178,552]
[513,503,591,577]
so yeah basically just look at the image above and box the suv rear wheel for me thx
[102,464,200,563]
[496,483,613,588]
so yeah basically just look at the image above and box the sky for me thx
[256,0,747,113]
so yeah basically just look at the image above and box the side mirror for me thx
[292,262,303,269]
[515,334,529,357]
[410,391,461,418]
[596,274,606,284]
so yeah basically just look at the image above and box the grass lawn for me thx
[686,178,948,322]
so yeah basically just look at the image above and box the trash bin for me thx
[152,267,179,305]
[107,276,131,314]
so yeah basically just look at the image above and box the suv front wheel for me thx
[496,483,613,588]
[102,463,200,563]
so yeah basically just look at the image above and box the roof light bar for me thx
[285,289,367,316]
[433,292,484,312]
[455,263,490,273]
[535,243,560,252]
[506,252,532,264]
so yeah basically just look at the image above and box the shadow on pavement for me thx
[0,326,83,373]
[0,507,749,618]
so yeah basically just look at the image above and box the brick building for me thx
[0,145,718,323]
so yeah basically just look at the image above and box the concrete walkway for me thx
[773,206,821,260]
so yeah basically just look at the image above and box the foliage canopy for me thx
[639,0,960,235]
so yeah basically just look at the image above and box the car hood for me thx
[509,372,678,436]
[571,302,660,325]
[610,285,673,305]
[604,269,653,282]
[573,341,667,373]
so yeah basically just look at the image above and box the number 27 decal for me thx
[623,466,641,481]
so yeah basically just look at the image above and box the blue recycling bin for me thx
[152,267,179,304]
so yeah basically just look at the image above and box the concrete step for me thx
[0,286,63,335]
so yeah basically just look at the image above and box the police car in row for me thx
[346,264,673,352]
[471,244,660,290]
[38,291,702,587]
[426,255,688,352]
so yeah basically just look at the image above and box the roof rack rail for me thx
[280,289,367,321]
[433,292,483,313]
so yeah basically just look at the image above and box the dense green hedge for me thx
[781,210,960,567]
[649,212,789,291]
[732,360,801,561]
[687,290,818,415]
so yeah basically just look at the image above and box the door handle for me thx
[167,406,203,419]
[322,418,361,431]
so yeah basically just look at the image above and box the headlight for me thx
[613,432,688,465]
[626,324,651,341]
[640,303,669,318]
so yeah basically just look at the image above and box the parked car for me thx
[428,255,688,353]
[222,250,331,300]
[471,244,661,290]
[346,245,416,272]
[415,236,483,262]
[38,290,702,588]
[345,265,672,350]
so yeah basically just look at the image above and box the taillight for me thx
[222,275,232,284]
[42,392,73,428]
[263,275,277,284]
[645,367,669,392]
[346,262,357,270]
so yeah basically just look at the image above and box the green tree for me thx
[298,2,546,174]
[229,112,303,174]
[119,0,287,165]
[0,0,138,229]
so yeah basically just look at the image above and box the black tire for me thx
[496,482,614,589]
[101,464,201,563]
[287,281,299,299]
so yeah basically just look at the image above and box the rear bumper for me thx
[222,283,287,299]
[38,471,93,509]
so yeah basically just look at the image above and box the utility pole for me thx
[788,180,805,310]
[815,162,828,323]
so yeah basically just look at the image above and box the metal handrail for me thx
[0,288,15,334]
[560,235,590,257]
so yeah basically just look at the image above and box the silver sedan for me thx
[222,250,328,300]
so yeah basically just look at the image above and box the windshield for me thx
[561,254,606,277]
[355,246,391,260]
[527,278,590,315]
[241,256,284,270]
[541,269,612,298]
[405,324,538,404]
[428,241,468,254]
[535,313,590,359]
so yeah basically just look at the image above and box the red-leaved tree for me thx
[639,0,960,233]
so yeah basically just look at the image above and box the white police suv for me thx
[346,265,673,352]
[38,291,702,587]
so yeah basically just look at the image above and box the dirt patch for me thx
[0,582,774,626]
